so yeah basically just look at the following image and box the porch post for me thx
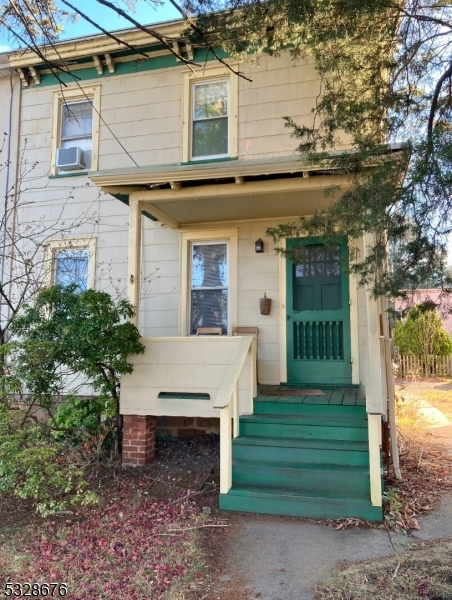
[368,414,383,506]
[127,198,142,327]
[363,233,384,413]
[363,233,384,507]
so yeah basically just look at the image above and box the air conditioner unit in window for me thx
[56,147,85,170]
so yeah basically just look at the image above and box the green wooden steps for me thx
[219,397,383,521]
[239,415,368,441]
[232,437,370,467]
[220,486,383,521]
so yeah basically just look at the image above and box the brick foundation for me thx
[122,415,156,466]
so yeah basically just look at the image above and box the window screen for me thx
[190,242,228,334]
[54,248,90,290]
[60,100,93,169]
[294,245,341,278]
[192,80,229,159]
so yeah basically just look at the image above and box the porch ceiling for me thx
[89,149,403,227]
[138,180,344,226]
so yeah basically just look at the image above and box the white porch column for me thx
[127,198,142,328]
[363,233,383,506]
[363,233,384,413]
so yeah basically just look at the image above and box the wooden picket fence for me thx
[397,354,452,378]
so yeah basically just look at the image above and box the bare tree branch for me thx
[167,0,253,82]
[427,60,452,141]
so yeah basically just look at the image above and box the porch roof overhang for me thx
[89,147,405,228]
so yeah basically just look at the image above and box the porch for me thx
[120,336,386,521]
[89,154,401,520]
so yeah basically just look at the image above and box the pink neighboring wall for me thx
[395,289,452,336]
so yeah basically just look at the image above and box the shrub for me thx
[0,403,97,516]
[394,305,452,356]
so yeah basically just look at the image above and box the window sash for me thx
[192,79,229,159]
[54,248,90,290]
[190,241,229,334]
[59,100,93,171]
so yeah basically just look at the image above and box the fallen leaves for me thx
[0,481,215,599]
[384,424,452,532]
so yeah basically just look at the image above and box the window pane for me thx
[55,248,89,290]
[310,262,325,277]
[194,81,228,119]
[192,244,227,288]
[310,246,326,262]
[61,101,93,138]
[295,264,310,277]
[326,262,341,276]
[193,118,228,157]
[191,289,228,335]
[326,246,341,261]
[294,245,309,262]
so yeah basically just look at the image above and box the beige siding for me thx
[10,48,363,392]
[16,50,344,175]
[139,218,281,384]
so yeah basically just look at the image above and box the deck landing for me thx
[257,385,366,406]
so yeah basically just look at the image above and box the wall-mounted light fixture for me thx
[255,238,264,253]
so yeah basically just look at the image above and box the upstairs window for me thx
[182,67,238,163]
[190,242,228,334]
[192,80,229,159]
[59,100,93,171]
[50,85,100,176]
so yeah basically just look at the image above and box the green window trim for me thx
[181,156,238,166]
[49,171,89,179]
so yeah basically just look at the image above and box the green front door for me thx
[286,237,352,384]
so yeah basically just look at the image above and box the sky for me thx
[0,0,181,51]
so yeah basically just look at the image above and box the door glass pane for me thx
[55,248,89,290]
[325,262,341,276]
[192,244,227,288]
[61,101,93,138]
[295,264,310,277]
[193,118,228,157]
[310,262,325,276]
[191,289,228,334]
[310,246,326,262]
[326,246,341,261]
[294,244,341,278]
[194,81,228,119]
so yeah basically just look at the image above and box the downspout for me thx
[1,67,22,344]
[0,69,14,344]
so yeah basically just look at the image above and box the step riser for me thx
[232,444,369,467]
[232,464,370,497]
[240,422,368,442]
[254,401,367,418]
[219,493,383,521]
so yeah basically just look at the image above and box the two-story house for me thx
[0,16,401,521]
